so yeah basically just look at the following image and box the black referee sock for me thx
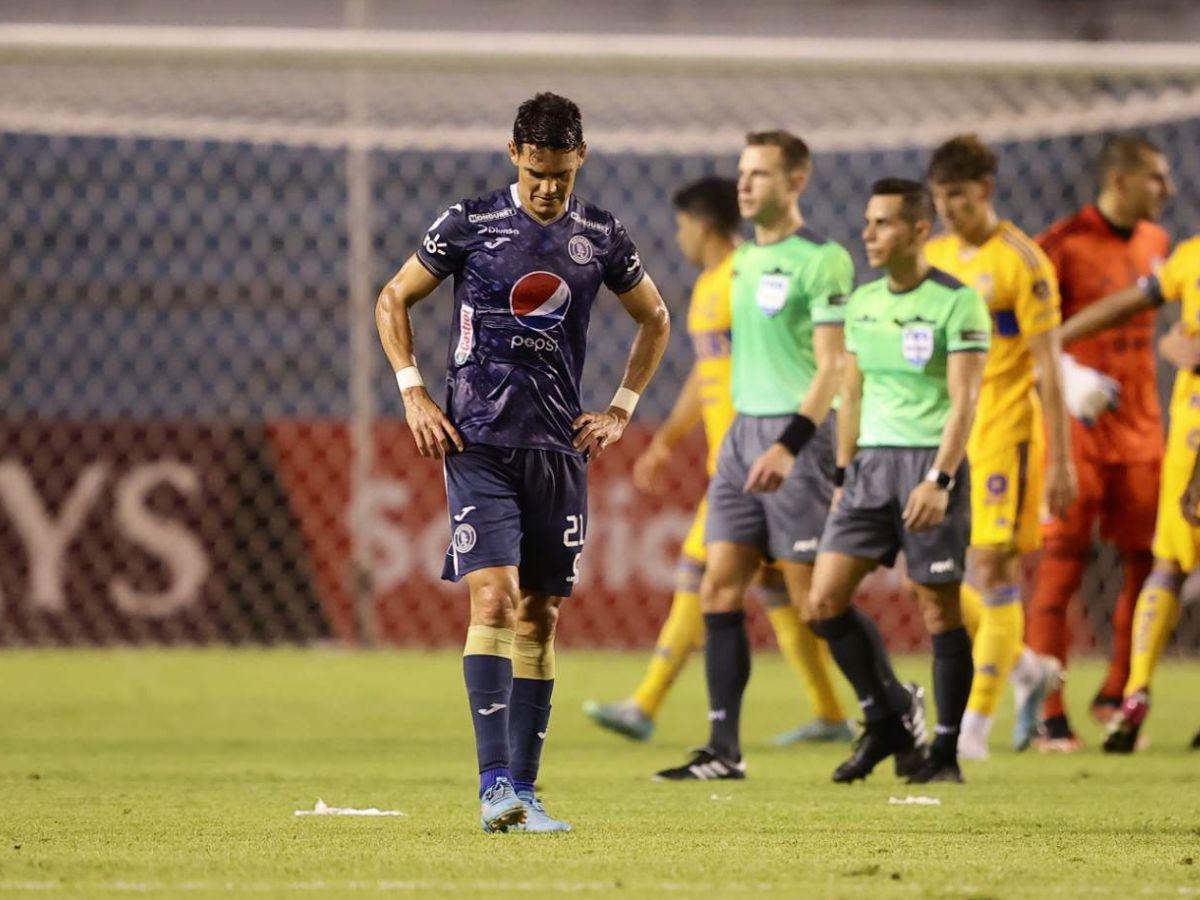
[812,608,893,725]
[704,611,751,761]
[931,626,974,758]
[854,608,915,717]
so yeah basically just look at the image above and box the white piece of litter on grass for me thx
[709,794,731,801]
[888,795,941,806]
[294,798,406,817]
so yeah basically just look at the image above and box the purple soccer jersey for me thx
[416,185,645,455]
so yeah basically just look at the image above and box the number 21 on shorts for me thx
[563,514,585,583]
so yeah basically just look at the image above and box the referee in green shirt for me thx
[657,131,900,782]
[811,178,990,785]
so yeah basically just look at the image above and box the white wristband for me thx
[611,387,640,415]
[396,366,424,391]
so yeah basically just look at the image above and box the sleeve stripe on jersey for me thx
[1000,230,1047,275]
[993,309,1021,336]
[416,251,452,280]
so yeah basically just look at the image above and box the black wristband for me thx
[833,466,846,488]
[777,414,817,455]
[1139,274,1165,307]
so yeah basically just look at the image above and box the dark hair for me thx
[745,130,811,172]
[512,92,584,150]
[1097,133,1162,180]
[871,177,935,224]
[927,134,998,184]
[672,176,740,236]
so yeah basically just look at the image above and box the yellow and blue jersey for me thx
[688,252,737,475]
[1151,237,1200,570]
[926,221,1061,457]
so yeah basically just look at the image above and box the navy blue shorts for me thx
[441,444,588,597]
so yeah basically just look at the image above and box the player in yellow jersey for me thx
[924,135,1077,759]
[582,176,850,744]
[1047,235,1200,752]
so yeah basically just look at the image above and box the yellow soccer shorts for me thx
[681,497,710,564]
[1150,444,1200,573]
[969,434,1044,554]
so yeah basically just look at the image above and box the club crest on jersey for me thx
[756,272,790,317]
[901,324,934,368]
[510,271,572,332]
[568,235,595,265]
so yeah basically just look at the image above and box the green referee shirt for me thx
[845,267,991,448]
[730,227,854,416]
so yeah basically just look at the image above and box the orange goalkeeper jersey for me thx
[1037,204,1170,464]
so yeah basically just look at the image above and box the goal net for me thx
[1,24,1198,652]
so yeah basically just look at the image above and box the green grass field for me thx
[2,649,1199,899]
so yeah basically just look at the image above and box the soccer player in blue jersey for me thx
[375,93,670,833]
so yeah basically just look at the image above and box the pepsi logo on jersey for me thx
[509,271,572,332]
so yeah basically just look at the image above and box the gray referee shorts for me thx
[705,413,835,564]
[818,447,970,585]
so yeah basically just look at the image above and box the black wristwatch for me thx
[924,468,955,491]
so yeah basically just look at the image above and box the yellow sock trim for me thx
[513,636,556,680]
[767,605,846,723]
[959,581,983,642]
[631,590,703,717]
[965,586,1024,717]
[463,624,515,658]
[1125,585,1180,696]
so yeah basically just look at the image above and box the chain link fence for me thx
[0,28,1197,651]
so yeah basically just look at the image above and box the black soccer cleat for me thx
[832,716,915,784]
[905,753,964,784]
[893,681,929,778]
[1191,727,1200,750]
[653,747,746,782]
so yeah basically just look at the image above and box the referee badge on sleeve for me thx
[902,324,934,368]
[755,272,791,317]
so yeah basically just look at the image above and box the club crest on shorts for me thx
[567,235,594,264]
[453,523,477,554]
[901,324,935,368]
[510,271,572,332]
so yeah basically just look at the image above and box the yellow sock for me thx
[631,589,703,717]
[965,584,1024,717]
[765,603,846,723]
[960,581,983,642]
[1124,581,1181,697]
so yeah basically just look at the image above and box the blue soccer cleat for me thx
[771,718,855,745]
[479,776,526,833]
[582,699,655,741]
[512,790,572,833]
